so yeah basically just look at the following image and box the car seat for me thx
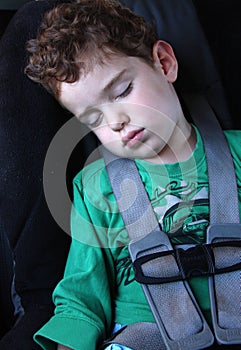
[0,0,239,349]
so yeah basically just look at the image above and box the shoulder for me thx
[73,158,107,186]
[224,130,241,159]
[224,130,241,185]
[72,158,115,203]
[224,129,241,145]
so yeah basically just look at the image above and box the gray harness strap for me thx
[104,149,213,350]
[182,94,241,345]
[103,93,241,349]
[182,93,240,224]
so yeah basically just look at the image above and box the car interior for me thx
[0,0,240,349]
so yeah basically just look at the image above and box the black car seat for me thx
[0,0,98,348]
[0,0,239,349]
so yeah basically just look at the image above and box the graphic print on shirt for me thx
[153,179,209,245]
[116,179,209,286]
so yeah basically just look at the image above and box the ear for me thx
[152,40,178,83]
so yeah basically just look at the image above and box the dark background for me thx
[193,0,241,128]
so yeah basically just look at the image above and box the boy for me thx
[25,0,241,349]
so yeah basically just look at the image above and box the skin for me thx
[57,40,196,350]
[59,41,196,165]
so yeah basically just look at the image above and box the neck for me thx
[147,122,196,164]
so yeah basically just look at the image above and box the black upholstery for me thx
[0,0,73,348]
[193,0,241,129]
[0,0,239,348]
[0,11,15,37]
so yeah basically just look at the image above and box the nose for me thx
[104,107,130,131]
[110,119,128,131]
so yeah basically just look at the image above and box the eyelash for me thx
[115,82,133,101]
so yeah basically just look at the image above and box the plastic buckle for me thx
[129,229,179,283]
[133,239,241,285]
[128,230,173,265]
[177,244,214,279]
[133,244,215,284]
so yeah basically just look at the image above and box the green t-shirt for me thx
[34,128,241,350]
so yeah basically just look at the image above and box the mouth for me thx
[122,128,145,148]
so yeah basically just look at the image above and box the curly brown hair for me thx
[25,0,157,97]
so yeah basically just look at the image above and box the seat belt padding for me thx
[128,230,214,349]
[207,224,241,345]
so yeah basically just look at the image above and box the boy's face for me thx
[59,41,192,163]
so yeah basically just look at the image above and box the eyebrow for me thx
[103,68,128,93]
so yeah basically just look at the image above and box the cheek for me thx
[141,78,178,115]
[131,88,153,107]
[93,126,113,145]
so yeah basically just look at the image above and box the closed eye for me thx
[79,110,103,128]
[115,82,133,101]
[87,113,103,128]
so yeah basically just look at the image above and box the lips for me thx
[122,128,145,147]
